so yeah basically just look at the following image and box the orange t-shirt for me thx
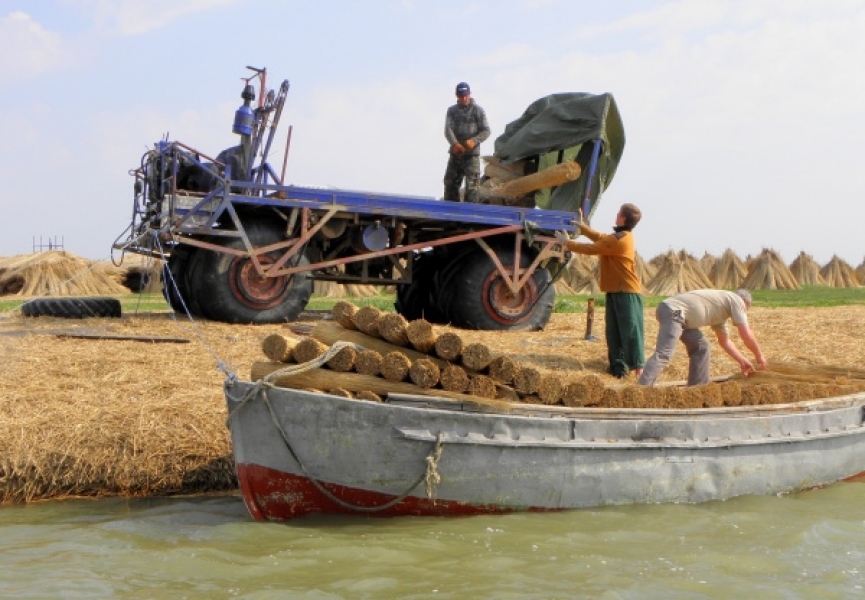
[565,225,641,294]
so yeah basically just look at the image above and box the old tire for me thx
[22,297,122,319]
[395,251,447,324]
[195,219,312,324]
[441,246,554,331]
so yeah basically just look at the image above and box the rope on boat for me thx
[226,371,446,513]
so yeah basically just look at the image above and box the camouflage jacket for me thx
[444,100,490,156]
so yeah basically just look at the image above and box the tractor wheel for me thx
[22,297,122,319]
[441,246,554,331]
[162,245,204,317]
[195,220,312,324]
[394,251,447,324]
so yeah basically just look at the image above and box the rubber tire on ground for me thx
[440,245,554,331]
[194,219,312,324]
[22,297,122,319]
[394,251,447,324]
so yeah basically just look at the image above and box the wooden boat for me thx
[224,379,865,521]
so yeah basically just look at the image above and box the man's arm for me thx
[735,322,768,370]
[444,108,460,147]
[714,326,766,377]
[473,106,491,144]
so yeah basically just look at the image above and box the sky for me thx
[1,0,863,267]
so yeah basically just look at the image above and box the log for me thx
[261,333,299,362]
[305,322,519,400]
[479,161,582,200]
[250,362,514,411]
[482,156,526,181]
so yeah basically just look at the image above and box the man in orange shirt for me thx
[556,203,644,379]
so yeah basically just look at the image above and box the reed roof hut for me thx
[741,248,800,290]
[820,255,861,288]
[788,251,826,287]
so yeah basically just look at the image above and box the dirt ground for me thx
[1,304,864,502]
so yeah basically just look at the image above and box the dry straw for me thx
[709,249,747,289]
[644,250,713,295]
[789,251,826,286]
[820,255,860,288]
[741,248,800,290]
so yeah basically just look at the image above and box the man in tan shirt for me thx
[637,289,768,386]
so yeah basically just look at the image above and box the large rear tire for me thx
[162,246,204,317]
[394,251,447,324]
[195,220,312,324]
[441,245,554,331]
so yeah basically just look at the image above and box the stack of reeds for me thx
[708,249,747,289]
[820,255,861,288]
[788,251,826,286]
[0,251,131,297]
[644,250,713,296]
[741,248,800,290]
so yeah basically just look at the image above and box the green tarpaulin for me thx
[493,92,625,219]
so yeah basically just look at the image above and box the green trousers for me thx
[605,292,645,378]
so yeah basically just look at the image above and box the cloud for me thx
[77,0,241,36]
[0,11,67,80]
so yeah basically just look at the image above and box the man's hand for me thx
[451,143,465,154]
[464,139,476,150]
[739,359,756,378]
[554,230,570,245]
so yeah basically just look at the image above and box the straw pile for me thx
[741,248,800,290]
[857,258,865,285]
[708,249,747,289]
[634,252,655,288]
[562,254,600,294]
[820,255,861,288]
[699,252,716,278]
[644,250,713,295]
[789,251,826,286]
[0,251,132,297]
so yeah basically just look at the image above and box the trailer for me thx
[113,67,624,330]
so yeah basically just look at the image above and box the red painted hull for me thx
[236,463,551,520]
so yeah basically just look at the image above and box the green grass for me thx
[2,286,863,315]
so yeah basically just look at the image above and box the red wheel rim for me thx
[228,255,292,310]
[481,268,539,325]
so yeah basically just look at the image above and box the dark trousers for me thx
[443,154,480,202]
[605,292,645,378]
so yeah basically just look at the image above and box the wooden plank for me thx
[55,333,190,343]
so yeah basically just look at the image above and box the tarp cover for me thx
[493,92,625,218]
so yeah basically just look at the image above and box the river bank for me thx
[2,304,864,503]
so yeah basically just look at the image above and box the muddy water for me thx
[1,484,864,599]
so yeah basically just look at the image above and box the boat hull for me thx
[224,380,865,521]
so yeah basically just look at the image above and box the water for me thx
[2,483,864,599]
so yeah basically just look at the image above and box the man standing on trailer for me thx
[443,82,490,203]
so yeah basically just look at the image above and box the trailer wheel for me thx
[21,297,122,319]
[443,246,554,331]
[162,246,204,317]
[196,220,312,324]
[394,251,446,323]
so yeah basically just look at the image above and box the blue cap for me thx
[455,82,470,96]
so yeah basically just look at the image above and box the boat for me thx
[224,378,865,521]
